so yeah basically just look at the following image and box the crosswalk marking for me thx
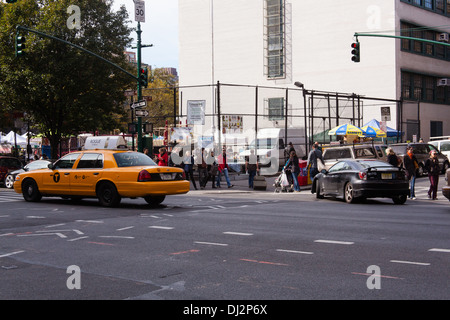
[0,192,23,203]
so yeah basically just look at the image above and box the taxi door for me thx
[42,153,81,195]
[70,153,104,196]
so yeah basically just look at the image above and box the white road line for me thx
[390,260,430,266]
[99,236,135,239]
[67,236,89,242]
[0,215,10,218]
[314,239,354,245]
[117,226,135,231]
[44,223,66,228]
[428,248,450,253]
[276,249,314,255]
[223,232,253,236]
[0,233,13,237]
[148,226,174,230]
[18,233,67,239]
[194,241,229,247]
[76,220,104,223]
[0,250,25,258]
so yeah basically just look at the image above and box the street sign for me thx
[135,109,149,117]
[381,107,391,121]
[131,100,147,109]
[135,0,145,23]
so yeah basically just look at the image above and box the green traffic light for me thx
[15,35,26,57]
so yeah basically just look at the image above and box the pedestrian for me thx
[403,146,419,199]
[285,142,295,158]
[143,147,151,158]
[284,150,300,192]
[425,150,440,200]
[245,149,259,189]
[217,146,233,188]
[156,147,168,166]
[197,148,208,189]
[386,147,400,167]
[183,150,198,190]
[306,143,324,179]
[205,150,218,189]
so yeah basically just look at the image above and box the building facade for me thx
[178,0,450,142]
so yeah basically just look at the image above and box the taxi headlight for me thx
[15,174,21,181]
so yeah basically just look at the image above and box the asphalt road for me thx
[0,175,449,306]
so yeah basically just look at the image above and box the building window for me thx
[402,71,450,104]
[268,97,285,120]
[401,0,450,16]
[431,121,443,137]
[400,21,450,61]
[265,0,285,79]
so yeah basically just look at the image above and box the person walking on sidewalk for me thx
[217,146,233,188]
[205,150,218,189]
[425,150,440,200]
[183,151,198,190]
[245,149,259,188]
[197,147,208,189]
[306,143,324,179]
[284,150,300,192]
[403,146,419,199]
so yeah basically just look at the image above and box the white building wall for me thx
[179,0,449,140]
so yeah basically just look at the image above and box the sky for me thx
[111,0,179,70]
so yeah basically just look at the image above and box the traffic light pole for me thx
[354,32,450,47]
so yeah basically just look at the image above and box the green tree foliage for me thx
[0,0,135,159]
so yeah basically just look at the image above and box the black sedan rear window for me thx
[113,152,156,167]
[358,160,393,169]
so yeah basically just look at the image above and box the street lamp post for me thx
[294,81,309,156]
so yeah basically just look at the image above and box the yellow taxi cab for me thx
[14,136,190,207]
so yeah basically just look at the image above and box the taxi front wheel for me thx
[97,182,121,207]
[22,179,42,202]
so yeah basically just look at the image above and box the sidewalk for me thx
[187,172,312,193]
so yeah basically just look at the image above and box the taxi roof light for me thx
[83,136,128,150]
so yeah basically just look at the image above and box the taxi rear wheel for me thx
[22,179,42,202]
[97,182,121,207]
[144,195,166,206]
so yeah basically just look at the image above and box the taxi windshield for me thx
[113,152,157,167]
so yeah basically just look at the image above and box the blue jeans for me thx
[310,167,319,180]
[291,171,300,191]
[409,175,416,198]
[248,170,256,188]
[217,168,231,187]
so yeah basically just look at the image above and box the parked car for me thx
[311,159,409,204]
[443,168,450,201]
[428,137,450,160]
[389,143,449,176]
[321,143,387,170]
[0,156,23,187]
[4,160,52,189]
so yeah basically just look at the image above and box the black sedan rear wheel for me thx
[315,181,324,199]
[4,174,15,189]
[344,182,356,203]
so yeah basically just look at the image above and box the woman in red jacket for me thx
[156,147,168,166]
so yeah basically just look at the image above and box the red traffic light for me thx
[351,43,358,49]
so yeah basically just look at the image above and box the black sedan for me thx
[4,160,51,189]
[311,159,409,204]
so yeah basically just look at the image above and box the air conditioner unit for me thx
[437,33,449,42]
[437,78,450,87]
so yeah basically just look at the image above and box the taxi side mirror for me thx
[48,163,54,170]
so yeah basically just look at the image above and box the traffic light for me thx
[15,35,26,57]
[351,41,360,63]
[139,67,148,88]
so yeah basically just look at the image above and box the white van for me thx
[429,136,450,160]
[240,128,306,171]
